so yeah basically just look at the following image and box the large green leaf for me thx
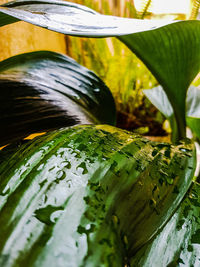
[0,0,176,35]
[131,181,200,266]
[0,125,196,266]
[1,0,200,141]
[0,51,116,146]
[144,85,200,139]
[119,23,200,142]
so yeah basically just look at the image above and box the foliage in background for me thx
[189,0,200,19]
[66,0,200,136]
[66,0,160,135]
[1,0,200,142]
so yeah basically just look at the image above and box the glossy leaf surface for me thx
[0,0,176,35]
[1,0,200,141]
[131,181,200,267]
[0,51,116,146]
[0,125,196,266]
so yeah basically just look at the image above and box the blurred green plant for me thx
[189,0,200,19]
[66,0,160,135]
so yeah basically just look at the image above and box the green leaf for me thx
[131,182,200,267]
[0,51,116,146]
[119,22,200,142]
[0,10,19,26]
[1,0,200,142]
[186,86,200,139]
[0,125,196,266]
[187,117,200,140]
[0,0,178,36]
[143,85,173,118]
[143,86,177,140]
[144,86,200,139]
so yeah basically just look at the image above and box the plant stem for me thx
[170,112,186,144]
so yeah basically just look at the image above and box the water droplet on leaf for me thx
[0,185,10,196]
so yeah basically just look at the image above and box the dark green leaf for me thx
[0,51,116,146]
[0,10,19,26]
[131,182,200,267]
[1,0,200,141]
[0,125,196,266]
[119,22,200,141]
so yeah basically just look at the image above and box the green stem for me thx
[170,111,186,144]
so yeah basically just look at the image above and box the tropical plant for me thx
[0,0,200,266]
[66,0,158,134]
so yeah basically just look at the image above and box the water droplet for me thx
[50,210,64,223]
[35,205,64,225]
[179,148,192,153]
[0,185,10,196]
[66,179,72,188]
[64,161,71,169]
[42,194,48,203]
[77,162,88,174]
[49,166,55,171]
[37,163,44,171]
[85,224,91,230]
[39,179,47,187]
[56,170,66,180]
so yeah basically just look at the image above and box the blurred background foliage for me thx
[66,0,199,136]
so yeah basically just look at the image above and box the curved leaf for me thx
[187,86,200,118]
[143,86,173,118]
[119,22,200,141]
[187,117,200,140]
[0,51,116,146]
[185,86,200,140]
[144,86,200,139]
[0,0,200,141]
[131,182,200,267]
[0,125,196,265]
[0,0,176,35]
